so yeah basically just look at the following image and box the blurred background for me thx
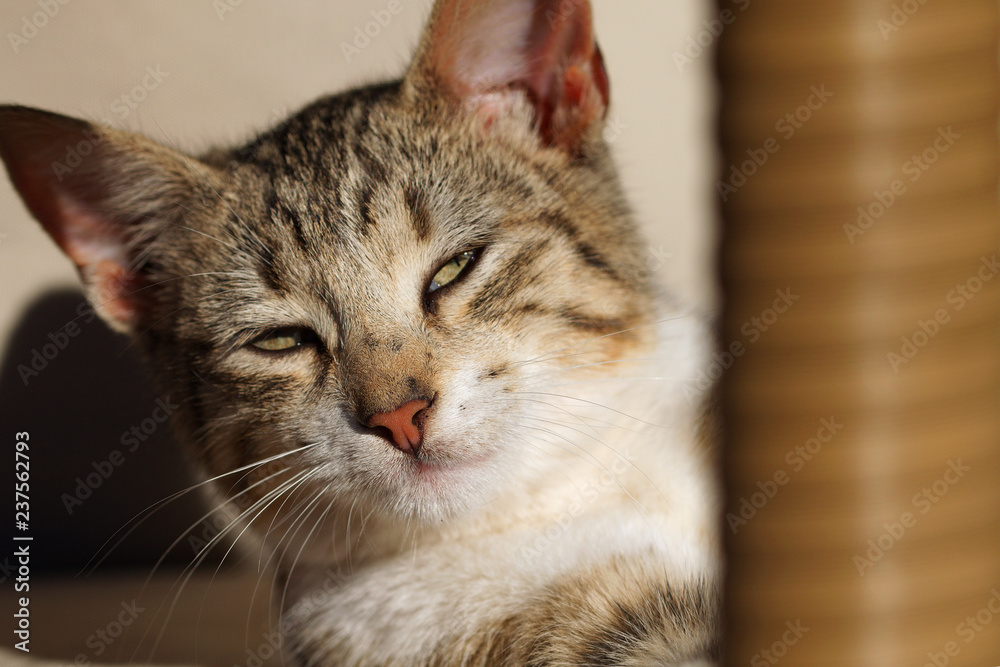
[0,1,715,664]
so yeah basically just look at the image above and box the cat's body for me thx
[0,0,720,664]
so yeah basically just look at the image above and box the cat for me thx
[0,0,720,664]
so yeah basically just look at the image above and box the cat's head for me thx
[0,0,656,525]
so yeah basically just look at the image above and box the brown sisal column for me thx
[716,2,1000,665]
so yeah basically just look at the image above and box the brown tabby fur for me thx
[0,0,720,664]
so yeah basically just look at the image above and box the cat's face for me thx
[169,86,653,521]
[0,0,654,524]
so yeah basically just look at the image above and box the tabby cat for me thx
[0,0,720,664]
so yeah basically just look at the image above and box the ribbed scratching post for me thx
[717,2,1000,665]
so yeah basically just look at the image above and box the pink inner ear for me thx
[0,117,129,272]
[89,259,146,329]
[53,193,132,270]
[522,1,596,103]
[421,0,609,149]
[0,105,198,333]
[54,194,146,329]
[4,148,146,330]
[439,2,535,93]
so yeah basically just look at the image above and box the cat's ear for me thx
[0,105,220,335]
[407,0,609,152]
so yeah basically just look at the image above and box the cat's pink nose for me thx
[367,399,430,455]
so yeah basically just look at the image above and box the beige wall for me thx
[0,0,715,353]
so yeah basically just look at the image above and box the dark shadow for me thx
[0,288,217,575]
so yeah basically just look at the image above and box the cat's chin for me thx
[370,447,504,522]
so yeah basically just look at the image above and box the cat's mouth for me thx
[390,438,496,485]
[371,442,500,519]
[408,449,492,475]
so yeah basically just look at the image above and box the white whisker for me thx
[130,468,309,663]
[83,441,322,576]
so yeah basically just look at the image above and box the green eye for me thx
[250,327,317,353]
[428,250,476,293]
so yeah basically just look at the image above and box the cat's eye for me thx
[249,327,318,353]
[428,250,477,294]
